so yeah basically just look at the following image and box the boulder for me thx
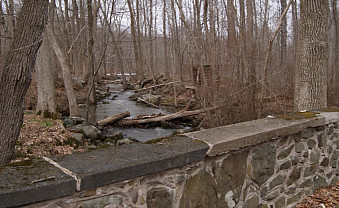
[141,94,161,104]
[81,125,101,139]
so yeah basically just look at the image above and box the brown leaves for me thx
[12,113,84,163]
[297,183,339,208]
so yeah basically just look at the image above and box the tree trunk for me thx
[47,2,80,117]
[35,31,57,117]
[163,0,169,78]
[87,0,96,104]
[294,0,329,111]
[0,0,48,165]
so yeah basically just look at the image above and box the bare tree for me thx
[35,31,57,117]
[294,0,329,111]
[0,0,48,165]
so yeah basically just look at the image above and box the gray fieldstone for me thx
[301,128,315,138]
[313,175,328,190]
[285,187,296,195]
[69,133,84,146]
[303,151,309,158]
[286,192,303,205]
[335,139,339,149]
[315,126,325,131]
[310,151,321,164]
[277,145,294,160]
[327,125,334,135]
[147,187,172,208]
[269,174,286,190]
[215,150,249,207]
[300,179,313,188]
[275,197,286,208]
[243,195,259,208]
[179,170,217,208]
[295,143,305,153]
[304,165,317,177]
[307,139,317,149]
[78,195,123,208]
[82,125,101,139]
[320,157,329,167]
[328,145,333,154]
[62,117,74,128]
[280,160,291,170]
[318,133,328,148]
[263,191,279,201]
[287,167,302,186]
[260,186,268,198]
[331,176,339,184]
[291,156,299,166]
[249,144,276,185]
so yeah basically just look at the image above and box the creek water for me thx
[81,84,187,142]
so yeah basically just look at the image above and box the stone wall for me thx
[1,112,338,208]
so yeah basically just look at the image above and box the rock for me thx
[69,133,84,146]
[303,151,309,158]
[307,139,316,149]
[263,191,279,201]
[179,170,217,208]
[117,138,138,145]
[81,125,101,139]
[224,191,236,208]
[304,165,317,178]
[68,124,84,133]
[300,179,313,188]
[249,144,276,185]
[102,100,109,104]
[318,133,328,148]
[71,117,85,125]
[62,117,74,128]
[287,167,302,186]
[331,176,339,184]
[291,156,299,166]
[285,187,296,195]
[275,197,286,208]
[300,128,315,138]
[310,151,320,164]
[112,132,123,140]
[147,187,172,208]
[327,145,333,154]
[327,125,334,135]
[215,151,249,207]
[243,195,259,208]
[78,195,123,208]
[277,145,294,160]
[269,174,286,190]
[141,94,161,104]
[313,175,328,190]
[280,160,291,170]
[286,192,303,205]
[315,126,325,131]
[320,157,329,167]
[295,142,305,153]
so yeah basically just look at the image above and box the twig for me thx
[67,26,86,55]
[31,176,56,184]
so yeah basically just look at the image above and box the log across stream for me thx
[80,84,191,142]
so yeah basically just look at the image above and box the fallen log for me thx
[137,97,160,109]
[118,105,222,126]
[97,111,130,126]
[134,81,180,92]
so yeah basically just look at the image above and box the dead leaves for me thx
[297,183,339,208]
[12,113,84,163]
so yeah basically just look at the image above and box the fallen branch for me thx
[134,81,180,92]
[137,97,160,108]
[118,105,222,126]
[97,111,130,126]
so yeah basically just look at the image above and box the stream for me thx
[81,84,188,142]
